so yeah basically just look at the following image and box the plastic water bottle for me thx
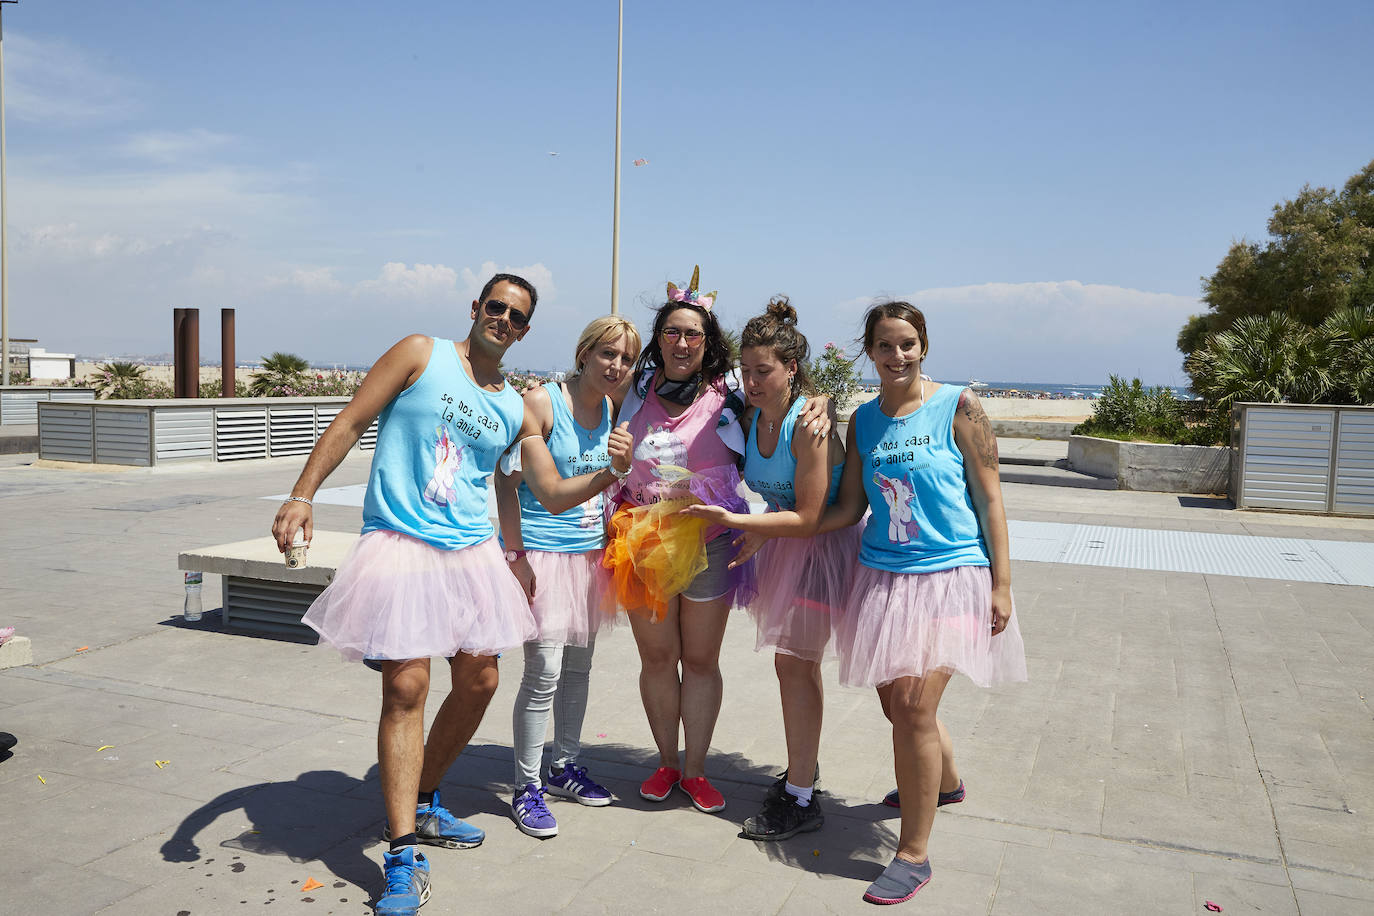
[183,572,203,622]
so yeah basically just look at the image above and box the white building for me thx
[27,347,77,381]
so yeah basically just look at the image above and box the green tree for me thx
[809,342,862,408]
[250,352,311,396]
[1181,158,1374,380]
[1184,312,1335,409]
[1320,305,1374,404]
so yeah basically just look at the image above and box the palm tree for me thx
[1320,305,1374,404]
[250,352,311,396]
[1185,312,1334,409]
[94,361,148,399]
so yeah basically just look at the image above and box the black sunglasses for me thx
[482,299,530,330]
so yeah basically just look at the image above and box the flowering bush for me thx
[809,342,861,408]
[250,371,365,398]
[505,371,555,393]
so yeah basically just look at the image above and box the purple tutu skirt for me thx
[747,523,862,662]
[526,548,615,647]
[835,563,1028,688]
[303,530,537,662]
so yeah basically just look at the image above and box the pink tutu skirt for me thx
[835,564,1028,688]
[747,523,862,662]
[526,548,615,647]
[303,531,537,662]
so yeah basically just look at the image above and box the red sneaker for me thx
[639,767,681,802]
[679,776,725,813]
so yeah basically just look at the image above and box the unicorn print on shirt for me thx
[633,423,691,500]
[424,426,464,505]
[874,470,920,544]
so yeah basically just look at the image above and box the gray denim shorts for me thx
[680,533,736,603]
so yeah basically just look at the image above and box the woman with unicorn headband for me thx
[495,316,642,839]
[679,295,860,841]
[603,267,832,814]
[821,300,1026,905]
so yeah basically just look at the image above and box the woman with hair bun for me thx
[822,300,1026,905]
[680,295,858,842]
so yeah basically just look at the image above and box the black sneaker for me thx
[741,789,824,841]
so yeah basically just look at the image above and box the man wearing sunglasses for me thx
[271,272,632,916]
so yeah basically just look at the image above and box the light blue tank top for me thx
[744,397,843,511]
[361,338,524,550]
[854,384,989,573]
[511,383,612,553]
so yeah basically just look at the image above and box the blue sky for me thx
[7,0,1373,384]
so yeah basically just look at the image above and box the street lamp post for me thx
[0,1,16,386]
[610,0,622,315]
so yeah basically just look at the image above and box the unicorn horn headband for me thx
[666,265,717,311]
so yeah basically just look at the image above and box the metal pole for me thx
[0,3,15,386]
[221,308,235,397]
[610,0,623,315]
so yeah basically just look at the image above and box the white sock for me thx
[785,781,813,807]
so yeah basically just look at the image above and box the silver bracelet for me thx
[285,496,313,507]
[608,464,631,480]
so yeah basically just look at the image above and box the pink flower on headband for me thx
[669,287,713,311]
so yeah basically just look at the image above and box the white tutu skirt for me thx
[835,564,1028,688]
[527,548,615,648]
[303,531,537,662]
[747,523,862,662]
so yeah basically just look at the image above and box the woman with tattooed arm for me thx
[820,300,1026,906]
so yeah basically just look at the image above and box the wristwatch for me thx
[504,549,526,562]
[609,463,631,480]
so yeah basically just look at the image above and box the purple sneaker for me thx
[512,784,558,838]
[546,764,613,807]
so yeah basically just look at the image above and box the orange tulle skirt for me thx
[602,499,709,620]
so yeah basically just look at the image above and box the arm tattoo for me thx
[959,391,999,471]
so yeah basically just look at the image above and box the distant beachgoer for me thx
[270,274,632,916]
[494,316,641,838]
[602,266,832,814]
[821,300,1027,906]
[679,295,859,841]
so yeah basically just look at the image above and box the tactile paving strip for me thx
[1009,520,1373,587]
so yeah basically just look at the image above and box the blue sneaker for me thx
[546,763,613,807]
[511,783,558,838]
[384,789,485,849]
[376,846,430,916]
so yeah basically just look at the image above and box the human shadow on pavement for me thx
[159,766,383,902]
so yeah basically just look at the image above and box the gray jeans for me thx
[512,637,596,787]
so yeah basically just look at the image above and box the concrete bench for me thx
[178,531,357,637]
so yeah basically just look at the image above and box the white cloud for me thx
[119,128,234,164]
[362,262,462,301]
[267,267,345,294]
[828,280,1201,385]
[459,261,557,304]
[6,33,137,123]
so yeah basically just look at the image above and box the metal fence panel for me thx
[1239,407,1334,512]
[268,406,316,456]
[154,408,214,461]
[1334,410,1374,515]
[214,407,268,460]
[37,404,94,462]
[94,408,151,466]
